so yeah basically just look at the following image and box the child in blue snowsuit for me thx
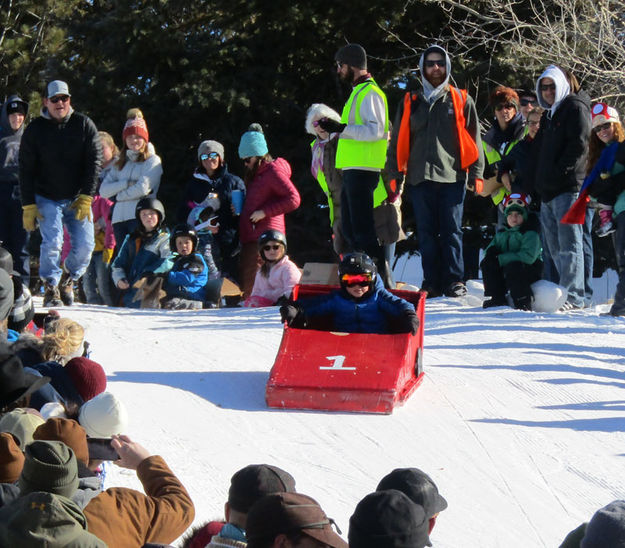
[280,253,418,334]
[163,224,209,309]
[111,198,172,307]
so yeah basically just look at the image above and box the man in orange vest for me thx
[385,45,484,298]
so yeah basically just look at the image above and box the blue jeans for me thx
[408,180,465,291]
[35,195,95,285]
[582,207,594,305]
[540,193,584,307]
[340,169,381,259]
[83,251,114,305]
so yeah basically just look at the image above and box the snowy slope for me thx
[50,270,625,548]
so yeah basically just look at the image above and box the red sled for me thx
[266,284,426,414]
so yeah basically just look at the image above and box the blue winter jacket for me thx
[111,228,172,307]
[299,276,415,334]
[165,253,209,301]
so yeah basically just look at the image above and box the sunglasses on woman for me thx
[593,122,612,134]
[424,59,445,68]
[495,103,516,111]
[200,152,219,161]
[263,244,282,251]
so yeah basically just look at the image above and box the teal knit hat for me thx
[504,203,528,221]
[238,123,268,159]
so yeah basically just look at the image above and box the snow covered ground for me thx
[47,259,625,547]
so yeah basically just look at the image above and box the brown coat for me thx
[83,455,195,548]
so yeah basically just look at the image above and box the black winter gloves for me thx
[317,118,346,134]
[280,304,301,325]
[402,311,420,335]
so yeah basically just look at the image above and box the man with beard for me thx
[317,44,391,284]
[385,45,484,298]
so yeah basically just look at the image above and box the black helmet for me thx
[339,253,377,288]
[170,224,198,253]
[135,197,165,227]
[258,229,287,261]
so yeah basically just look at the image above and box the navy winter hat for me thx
[335,44,367,70]
[581,500,625,547]
[238,123,268,159]
[377,468,448,519]
[349,490,431,548]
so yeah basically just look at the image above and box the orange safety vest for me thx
[396,87,480,174]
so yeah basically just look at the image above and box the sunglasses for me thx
[520,99,536,106]
[49,95,70,104]
[263,244,282,251]
[495,103,516,111]
[200,152,219,161]
[243,157,255,165]
[341,273,372,287]
[540,83,556,92]
[593,122,612,134]
[424,59,445,68]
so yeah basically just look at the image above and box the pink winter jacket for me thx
[249,255,301,304]
[239,157,301,244]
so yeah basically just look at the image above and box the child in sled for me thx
[279,252,418,334]
[111,198,172,308]
[162,224,209,310]
[481,193,542,310]
[244,229,301,307]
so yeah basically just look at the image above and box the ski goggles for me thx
[341,273,373,287]
[503,193,530,208]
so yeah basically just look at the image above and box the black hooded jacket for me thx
[18,107,101,205]
[531,91,591,202]
[0,95,29,186]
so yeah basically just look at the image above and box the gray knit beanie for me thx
[198,140,225,161]
[581,500,625,547]
[18,440,79,499]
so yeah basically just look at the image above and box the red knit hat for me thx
[64,357,107,402]
[122,117,149,142]
[33,418,89,466]
[0,432,24,483]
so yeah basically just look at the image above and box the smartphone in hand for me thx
[87,438,119,461]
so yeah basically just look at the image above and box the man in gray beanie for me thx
[318,43,392,286]
[0,439,106,546]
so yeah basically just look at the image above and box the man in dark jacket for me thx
[532,65,591,310]
[0,95,30,279]
[385,45,484,298]
[19,80,101,307]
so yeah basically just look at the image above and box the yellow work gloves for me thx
[22,204,43,232]
[70,194,94,222]
[102,247,114,264]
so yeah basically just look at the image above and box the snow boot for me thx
[512,295,533,311]
[483,296,507,309]
[59,271,75,306]
[43,283,63,307]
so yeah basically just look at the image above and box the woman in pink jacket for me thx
[238,123,300,297]
[244,229,301,307]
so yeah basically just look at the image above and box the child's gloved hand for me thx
[402,311,420,335]
[279,304,300,325]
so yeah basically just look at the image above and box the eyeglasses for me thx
[49,95,70,104]
[341,273,373,287]
[263,244,282,251]
[593,122,612,134]
[539,83,556,92]
[200,152,219,161]
[520,99,536,106]
[424,59,445,68]
[495,103,516,111]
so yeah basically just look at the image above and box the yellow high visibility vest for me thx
[335,80,389,170]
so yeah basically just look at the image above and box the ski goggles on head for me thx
[341,273,373,287]
[503,193,530,208]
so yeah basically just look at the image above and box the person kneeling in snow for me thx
[111,198,171,308]
[481,193,542,310]
[162,224,209,310]
[280,253,418,334]
[244,229,301,307]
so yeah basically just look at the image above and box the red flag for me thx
[560,189,590,224]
